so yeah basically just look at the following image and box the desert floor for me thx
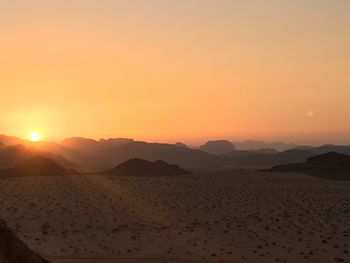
[0,169,349,263]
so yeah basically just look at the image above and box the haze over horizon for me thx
[1,133,349,149]
[1,0,350,145]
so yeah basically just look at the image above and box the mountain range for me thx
[232,140,297,151]
[1,134,350,170]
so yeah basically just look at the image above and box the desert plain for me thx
[0,169,349,263]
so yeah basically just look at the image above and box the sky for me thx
[0,0,349,145]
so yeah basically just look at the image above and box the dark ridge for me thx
[270,152,350,180]
[0,134,25,146]
[0,144,78,170]
[200,140,236,154]
[232,140,297,151]
[223,149,314,167]
[0,144,33,168]
[107,158,191,176]
[0,219,50,263]
[174,142,188,148]
[60,138,313,169]
[62,137,133,149]
[99,138,134,146]
[307,151,350,166]
[0,155,79,178]
[292,144,350,155]
[313,144,350,155]
[255,148,279,154]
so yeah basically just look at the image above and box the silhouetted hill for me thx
[270,152,350,180]
[0,145,33,168]
[310,144,350,155]
[307,151,350,165]
[0,144,77,170]
[0,156,78,178]
[292,145,315,151]
[200,140,236,154]
[174,142,188,148]
[233,140,297,151]
[0,134,25,146]
[291,144,350,155]
[255,148,279,154]
[107,158,190,176]
[0,219,49,263]
[222,149,314,167]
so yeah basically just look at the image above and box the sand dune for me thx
[0,169,349,262]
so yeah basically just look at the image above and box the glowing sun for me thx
[30,132,40,142]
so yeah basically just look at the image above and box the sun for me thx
[30,132,40,142]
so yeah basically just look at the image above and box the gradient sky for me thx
[1,0,350,145]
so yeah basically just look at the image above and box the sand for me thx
[0,169,349,263]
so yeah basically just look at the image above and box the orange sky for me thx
[1,1,350,145]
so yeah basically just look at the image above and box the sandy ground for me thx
[0,170,349,263]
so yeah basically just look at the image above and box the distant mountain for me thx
[174,142,188,148]
[233,140,297,151]
[308,144,350,155]
[270,152,350,180]
[0,156,78,178]
[0,134,25,145]
[0,144,77,169]
[0,219,49,263]
[107,158,190,176]
[222,149,314,167]
[99,138,134,146]
[59,137,136,169]
[255,148,279,154]
[200,140,236,154]
[0,145,33,168]
[307,151,350,166]
[62,137,99,149]
[62,137,133,149]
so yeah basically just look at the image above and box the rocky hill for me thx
[107,158,190,176]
